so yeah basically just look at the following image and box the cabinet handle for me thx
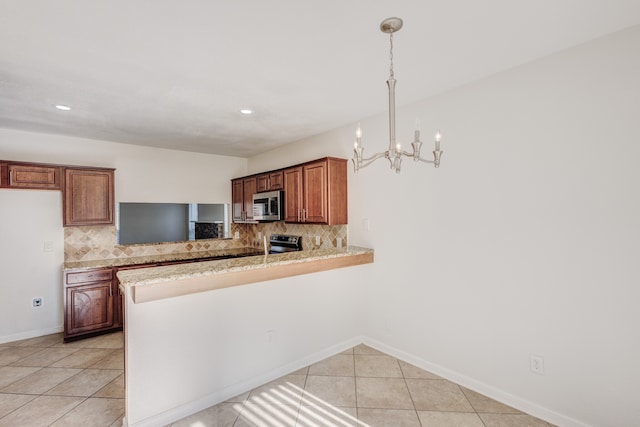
[297,208,301,222]
[302,208,307,222]
[9,169,13,186]
[109,285,112,297]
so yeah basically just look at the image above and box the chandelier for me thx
[353,17,443,174]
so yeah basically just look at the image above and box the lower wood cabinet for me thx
[64,267,117,341]
[65,282,114,336]
[64,262,156,341]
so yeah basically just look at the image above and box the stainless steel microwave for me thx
[252,190,284,221]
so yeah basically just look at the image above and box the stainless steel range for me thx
[269,234,303,254]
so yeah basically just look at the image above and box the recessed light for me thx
[240,109,253,115]
[55,105,71,111]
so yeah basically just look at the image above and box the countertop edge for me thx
[123,248,374,304]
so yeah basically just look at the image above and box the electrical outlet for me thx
[336,237,342,248]
[315,236,321,246]
[530,354,544,375]
[43,241,54,252]
[33,297,43,307]
[266,330,275,344]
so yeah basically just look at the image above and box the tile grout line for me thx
[398,358,424,427]
[0,332,125,426]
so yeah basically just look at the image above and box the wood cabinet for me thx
[63,167,114,226]
[0,161,61,189]
[284,158,347,225]
[231,176,257,222]
[112,263,158,328]
[256,171,284,192]
[232,178,244,221]
[233,157,347,225]
[283,167,303,222]
[64,268,115,341]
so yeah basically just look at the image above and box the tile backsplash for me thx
[64,222,347,262]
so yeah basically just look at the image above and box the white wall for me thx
[249,26,640,427]
[0,191,64,341]
[124,266,368,426]
[0,130,247,341]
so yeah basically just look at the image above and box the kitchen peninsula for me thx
[117,246,374,303]
[118,246,374,427]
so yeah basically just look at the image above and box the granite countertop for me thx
[63,247,265,270]
[117,246,374,289]
[117,246,374,304]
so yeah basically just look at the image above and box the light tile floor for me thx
[1,333,555,427]
[170,345,556,427]
[0,332,124,427]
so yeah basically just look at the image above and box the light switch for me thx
[44,241,54,252]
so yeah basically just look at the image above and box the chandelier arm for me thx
[415,157,436,164]
[397,148,415,157]
[359,151,388,166]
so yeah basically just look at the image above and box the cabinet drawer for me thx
[8,164,61,189]
[66,269,113,285]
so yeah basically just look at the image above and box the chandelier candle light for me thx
[353,17,443,174]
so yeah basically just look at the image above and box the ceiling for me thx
[1,1,639,158]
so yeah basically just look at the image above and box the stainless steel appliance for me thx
[269,234,303,254]
[252,190,284,221]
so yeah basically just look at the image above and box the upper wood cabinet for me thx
[231,176,258,222]
[232,157,348,225]
[231,178,244,222]
[283,167,303,222]
[63,167,115,226]
[0,162,61,189]
[256,171,284,193]
[284,158,347,225]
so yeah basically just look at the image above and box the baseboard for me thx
[124,334,593,427]
[125,335,365,427]
[0,326,63,344]
[361,337,592,427]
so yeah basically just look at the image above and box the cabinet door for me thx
[284,167,303,222]
[303,161,328,223]
[63,168,114,226]
[256,171,283,192]
[256,174,269,193]
[65,282,114,335]
[269,171,284,191]
[243,177,257,220]
[231,179,244,221]
[113,282,123,328]
[8,164,61,189]
[326,158,348,225]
